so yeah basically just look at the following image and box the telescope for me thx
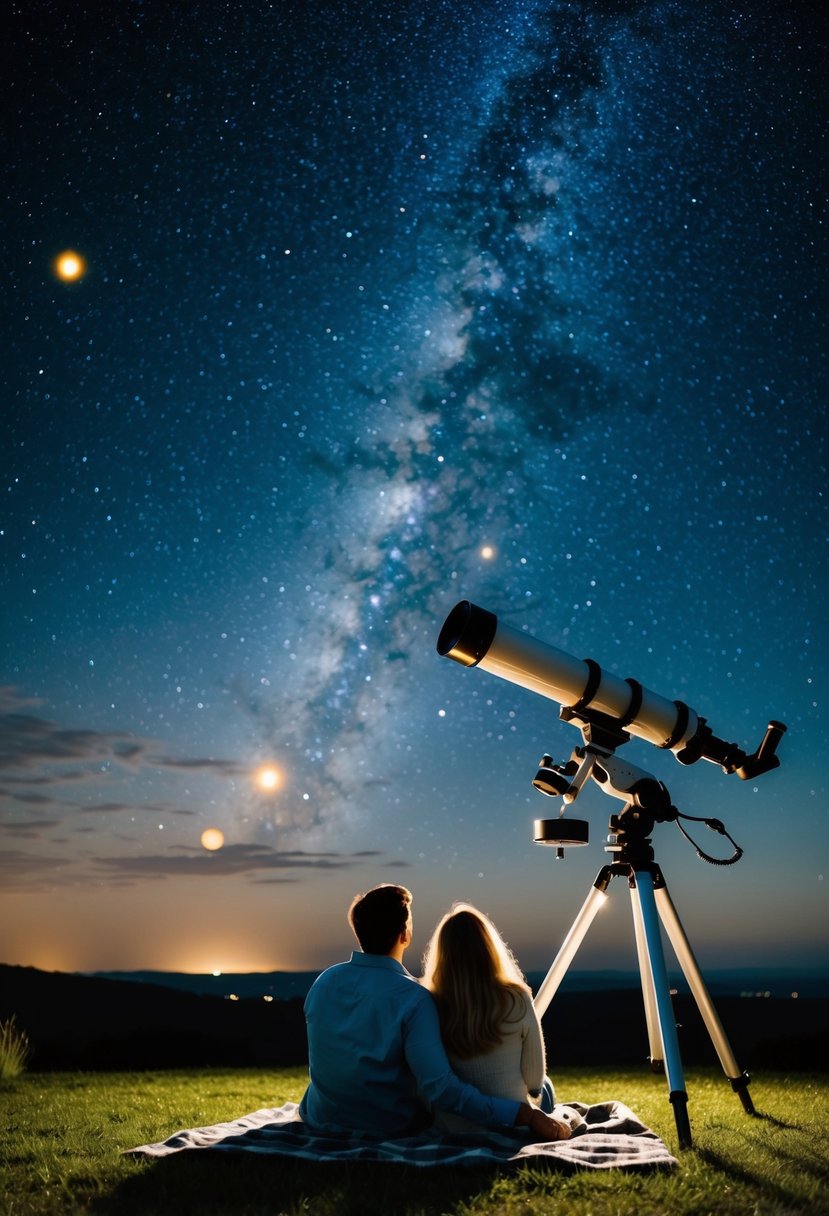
[436,600,785,780]
[436,598,787,1150]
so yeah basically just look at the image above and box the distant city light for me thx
[53,250,86,281]
[200,827,225,851]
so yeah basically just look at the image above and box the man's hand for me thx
[514,1103,571,1141]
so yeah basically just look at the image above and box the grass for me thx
[1,1066,828,1215]
[0,1017,30,1081]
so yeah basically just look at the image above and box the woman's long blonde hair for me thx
[421,903,531,1058]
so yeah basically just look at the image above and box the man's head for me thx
[348,884,412,955]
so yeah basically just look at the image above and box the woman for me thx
[421,903,560,1134]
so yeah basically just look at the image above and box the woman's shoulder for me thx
[502,982,534,1021]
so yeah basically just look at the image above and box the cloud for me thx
[0,838,398,891]
[0,819,62,838]
[74,801,196,816]
[0,688,244,802]
[0,715,150,771]
[0,789,56,805]
[152,755,246,776]
[0,686,41,713]
[94,843,396,880]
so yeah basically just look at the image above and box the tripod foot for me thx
[669,1090,692,1150]
[730,1071,755,1115]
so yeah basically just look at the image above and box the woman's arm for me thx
[520,991,547,1094]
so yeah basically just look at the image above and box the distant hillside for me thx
[89,965,829,1001]
[528,967,829,999]
[88,969,320,1001]
[1,963,826,1072]
[0,963,306,1071]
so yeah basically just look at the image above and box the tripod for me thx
[531,713,755,1150]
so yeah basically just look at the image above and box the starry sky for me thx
[3,0,827,979]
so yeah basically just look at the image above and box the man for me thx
[299,884,570,1140]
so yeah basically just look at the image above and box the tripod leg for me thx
[653,879,755,1115]
[632,871,692,1149]
[533,870,612,1017]
[629,882,664,1072]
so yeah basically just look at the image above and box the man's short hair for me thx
[348,884,412,955]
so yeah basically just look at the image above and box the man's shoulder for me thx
[309,960,351,986]
[305,960,349,996]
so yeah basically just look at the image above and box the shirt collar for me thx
[350,950,411,976]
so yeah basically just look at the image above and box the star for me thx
[53,250,86,281]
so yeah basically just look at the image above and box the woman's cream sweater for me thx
[435,988,547,1132]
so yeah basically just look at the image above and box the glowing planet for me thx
[200,827,225,851]
[54,250,87,281]
[480,544,496,560]
[255,765,283,792]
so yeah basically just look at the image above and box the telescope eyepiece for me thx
[532,756,573,798]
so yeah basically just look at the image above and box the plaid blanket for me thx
[127,1100,678,1170]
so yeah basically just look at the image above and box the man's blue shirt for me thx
[298,951,520,1135]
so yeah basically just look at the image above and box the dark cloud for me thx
[76,802,196,816]
[0,703,152,773]
[152,756,245,776]
[0,819,62,838]
[0,839,394,890]
[95,842,396,880]
[0,690,243,806]
[0,789,56,805]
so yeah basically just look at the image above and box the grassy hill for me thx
[2,1067,828,1215]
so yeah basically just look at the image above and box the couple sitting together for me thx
[298,883,571,1142]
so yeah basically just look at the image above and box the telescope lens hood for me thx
[436,600,497,666]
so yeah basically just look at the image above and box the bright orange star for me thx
[53,250,87,281]
[255,765,283,793]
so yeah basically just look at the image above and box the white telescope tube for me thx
[437,600,699,754]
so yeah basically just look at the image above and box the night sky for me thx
[3,0,826,979]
